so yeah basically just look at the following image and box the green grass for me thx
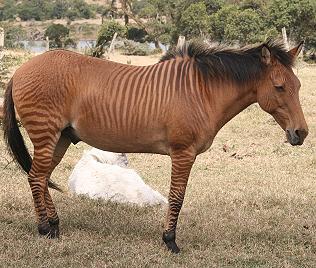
[1,66,316,267]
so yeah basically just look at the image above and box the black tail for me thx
[2,79,63,192]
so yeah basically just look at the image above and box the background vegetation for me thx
[0,0,315,53]
[0,0,100,21]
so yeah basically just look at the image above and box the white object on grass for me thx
[69,148,167,206]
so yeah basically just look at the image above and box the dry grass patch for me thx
[1,65,316,267]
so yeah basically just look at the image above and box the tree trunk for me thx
[154,40,160,49]
[124,14,129,25]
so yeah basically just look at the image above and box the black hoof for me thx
[38,220,59,239]
[162,230,180,254]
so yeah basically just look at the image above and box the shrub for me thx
[92,20,126,57]
[126,26,147,43]
[0,23,26,48]
[96,20,126,47]
[121,40,151,56]
[45,24,70,48]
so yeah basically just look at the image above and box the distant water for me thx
[19,40,168,53]
[19,40,97,53]
[20,40,47,53]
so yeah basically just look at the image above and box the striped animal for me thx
[3,40,308,253]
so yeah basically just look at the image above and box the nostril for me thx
[295,129,308,140]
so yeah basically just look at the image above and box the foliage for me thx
[0,0,316,53]
[45,24,70,48]
[0,23,27,48]
[224,8,266,44]
[209,5,239,42]
[177,2,211,39]
[92,20,126,58]
[121,40,152,56]
[0,0,99,21]
[128,0,316,52]
[145,20,174,46]
[96,20,126,47]
[127,26,147,43]
[267,0,316,51]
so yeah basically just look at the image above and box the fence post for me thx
[107,32,118,57]
[46,36,49,51]
[0,27,4,61]
[177,36,185,49]
[0,27,4,48]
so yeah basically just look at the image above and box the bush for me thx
[126,26,147,43]
[224,8,265,44]
[64,38,77,49]
[121,40,151,56]
[91,20,126,57]
[177,2,211,39]
[0,23,26,48]
[45,24,70,48]
[0,0,96,21]
[96,20,126,47]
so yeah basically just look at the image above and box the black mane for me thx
[160,40,294,83]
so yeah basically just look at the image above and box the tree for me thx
[224,8,265,44]
[0,23,26,48]
[177,2,211,39]
[0,0,18,21]
[120,0,174,48]
[45,24,70,48]
[210,5,238,42]
[267,0,316,51]
[92,20,126,57]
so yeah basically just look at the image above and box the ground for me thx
[0,54,316,267]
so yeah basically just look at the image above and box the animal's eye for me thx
[275,85,284,92]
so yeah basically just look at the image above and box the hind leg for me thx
[28,135,60,237]
[44,135,71,237]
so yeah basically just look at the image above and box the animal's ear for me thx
[261,45,271,65]
[288,41,304,59]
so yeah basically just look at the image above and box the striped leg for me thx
[28,135,60,238]
[44,135,71,237]
[163,148,196,253]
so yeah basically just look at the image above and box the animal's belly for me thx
[74,124,170,155]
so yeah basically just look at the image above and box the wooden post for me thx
[282,27,289,51]
[107,32,117,56]
[46,36,49,51]
[0,27,4,61]
[0,27,4,49]
[177,36,185,49]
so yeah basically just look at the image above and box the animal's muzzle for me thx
[286,129,308,146]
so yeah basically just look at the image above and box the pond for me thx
[18,40,168,53]
[19,40,97,53]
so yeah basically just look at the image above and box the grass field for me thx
[0,60,316,267]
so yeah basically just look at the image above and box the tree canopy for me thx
[124,0,316,50]
[0,0,315,52]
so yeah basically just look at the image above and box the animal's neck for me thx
[206,80,257,134]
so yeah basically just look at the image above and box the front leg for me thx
[163,148,196,253]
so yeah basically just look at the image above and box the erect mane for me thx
[160,39,294,83]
